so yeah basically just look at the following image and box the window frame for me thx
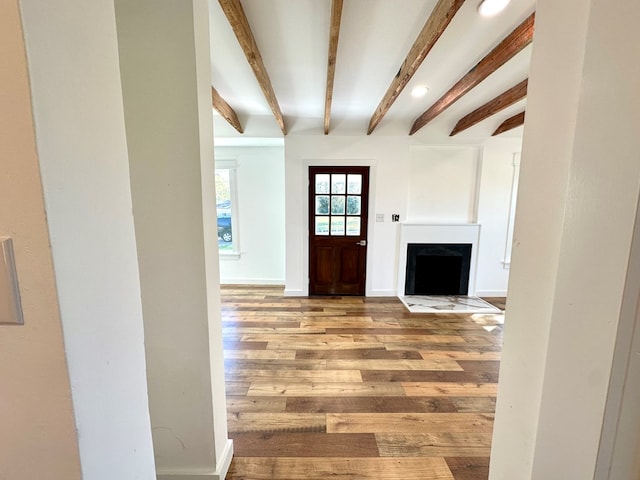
[503,152,521,269]
[216,158,240,259]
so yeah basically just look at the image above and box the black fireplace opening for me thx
[405,243,472,295]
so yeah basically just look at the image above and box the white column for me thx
[115,0,232,478]
[490,0,640,478]
[19,0,157,478]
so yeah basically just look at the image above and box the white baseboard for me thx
[220,278,285,285]
[285,288,397,297]
[157,439,234,480]
[475,290,508,297]
[285,288,398,297]
[216,439,234,480]
[368,289,397,297]
[283,288,306,297]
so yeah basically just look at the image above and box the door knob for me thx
[356,240,367,246]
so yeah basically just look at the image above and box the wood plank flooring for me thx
[223,286,504,480]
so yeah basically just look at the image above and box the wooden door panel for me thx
[339,247,360,284]
[315,247,334,286]
[309,166,369,296]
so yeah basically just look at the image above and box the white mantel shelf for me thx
[399,222,480,227]
[397,223,481,297]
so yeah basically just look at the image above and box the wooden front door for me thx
[309,166,369,295]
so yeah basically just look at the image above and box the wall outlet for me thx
[376,213,384,222]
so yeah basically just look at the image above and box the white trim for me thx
[215,158,237,169]
[157,474,219,479]
[400,221,480,226]
[397,223,481,296]
[216,439,234,480]
[369,289,397,297]
[471,146,483,224]
[215,158,240,256]
[157,440,233,480]
[503,152,521,266]
[218,252,240,261]
[475,290,508,297]
[284,288,305,297]
[220,278,285,285]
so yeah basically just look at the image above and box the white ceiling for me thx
[209,0,535,143]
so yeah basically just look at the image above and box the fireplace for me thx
[397,223,480,297]
[404,243,472,295]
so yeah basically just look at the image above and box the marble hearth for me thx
[398,295,501,314]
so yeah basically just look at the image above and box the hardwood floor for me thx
[222,286,504,480]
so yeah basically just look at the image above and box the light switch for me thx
[376,213,384,222]
[0,237,24,325]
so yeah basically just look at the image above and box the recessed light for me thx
[478,0,511,17]
[411,85,429,98]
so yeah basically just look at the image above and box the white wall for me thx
[115,0,231,477]
[216,146,286,284]
[0,2,82,478]
[407,146,480,223]
[490,0,640,477]
[284,135,520,297]
[285,136,411,296]
[475,137,523,296]
[19,0,157,478]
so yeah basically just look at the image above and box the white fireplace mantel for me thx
[397,223,481,296]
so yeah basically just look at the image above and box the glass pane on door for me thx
[346,196,361,215]
[315,196,329,214]
[330,217,345,235]
[331,196,345,215]
[315,216,329,235]
[346,217,360,236]
[347,174,362,194]
[331,174,346,194]
[316,174,330,194]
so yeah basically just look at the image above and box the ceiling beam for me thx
[367,0,465,135]
[218,0,287,135]
[324,0,344,135]
[492,111,525,135]
[211,86,244,134]
[410,12,535,135]
[450,78,528,136]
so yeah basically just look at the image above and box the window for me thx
[216,159,239,255]
[313,172,363,236]
[503,153,521,268]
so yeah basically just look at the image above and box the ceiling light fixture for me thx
[478,0,511,17]
[411,85,429,98]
